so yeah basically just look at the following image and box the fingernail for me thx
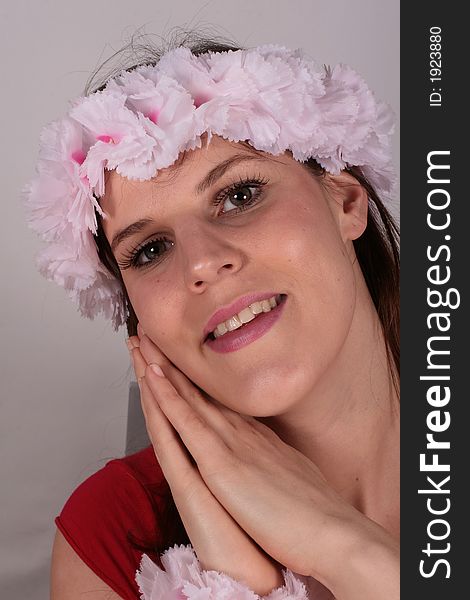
[149,363,165,377]
[126,337,139,352]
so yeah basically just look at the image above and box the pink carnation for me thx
[71,93,157,195]
[25,117,101,241]
[136,544,309,600]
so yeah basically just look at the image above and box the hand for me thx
[130,328,398,597]
[128,331,285,596]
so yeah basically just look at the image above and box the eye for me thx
[222,185,253,211]
[117,237,174,271]
[215,176,268,215]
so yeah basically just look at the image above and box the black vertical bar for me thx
[401,4,467,598]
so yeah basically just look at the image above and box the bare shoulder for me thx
[51,528,122,599]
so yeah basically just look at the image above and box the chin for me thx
[212,361,316,418]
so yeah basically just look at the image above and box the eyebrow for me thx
[110,153,267,252]
[194,153,264,195]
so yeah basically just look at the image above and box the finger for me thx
[143,363,233,470]
[138,332,265,431]
[132,335,195,408]
[139,375,194,475]
[129,341,241,520]
[130,345,170,443]
[133,349,208,494]
[129,345,146,385]
[130,343,176,451]
[134,335,272,450]
[139,334,246,441]
[126,336,138,353]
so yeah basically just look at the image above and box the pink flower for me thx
[35,232,97,292]
[71,93,157,195]
[24,117,101,242]
[107,70,202,170]
[71,269,128,329]
[136,544,309,600]
[155,47,217,108]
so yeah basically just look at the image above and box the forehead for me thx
[100,135,289,216]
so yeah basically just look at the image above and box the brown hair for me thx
[91,32,400,396]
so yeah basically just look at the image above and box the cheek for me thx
[293,226,357,366]
[193,360,319,417]
[272,196,354,308]
[125,276,178,347]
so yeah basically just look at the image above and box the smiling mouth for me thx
[204,294,288,343]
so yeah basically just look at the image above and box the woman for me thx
[26,36,399,599]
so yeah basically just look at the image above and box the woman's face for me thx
[101,136,366,417]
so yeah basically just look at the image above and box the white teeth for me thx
[226,315,242,331]
[215,321,228,336]
[261,300,271,312]
[238,307,257,324]
[212,294,283,339]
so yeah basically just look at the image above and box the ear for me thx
[325,171,369,242]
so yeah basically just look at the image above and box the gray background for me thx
[1,1,399,597]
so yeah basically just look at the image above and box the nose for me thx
[177,221,245,293]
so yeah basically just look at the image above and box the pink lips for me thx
[204,294,287,354]
[203,292,282,341]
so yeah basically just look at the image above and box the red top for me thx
[55,445,189,599]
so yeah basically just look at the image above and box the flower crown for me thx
[24,44,396,330]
